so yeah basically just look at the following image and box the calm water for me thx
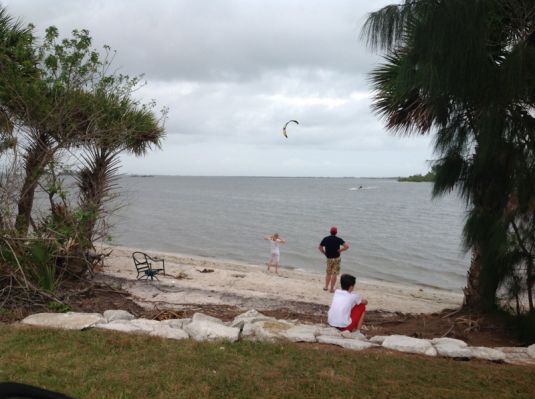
[110,176,469,291]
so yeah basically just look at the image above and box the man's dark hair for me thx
[340,274,356,290]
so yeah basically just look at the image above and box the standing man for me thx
[319,226,349,292]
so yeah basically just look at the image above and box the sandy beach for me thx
[99,245,463,314]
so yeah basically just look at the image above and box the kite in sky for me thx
[282,120,299,138]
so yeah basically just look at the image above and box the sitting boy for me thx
[327,274,368,332]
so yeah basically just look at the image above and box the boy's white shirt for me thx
[328,289,362,328]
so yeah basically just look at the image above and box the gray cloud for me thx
[1,0,433,177]
[4,0,383,81]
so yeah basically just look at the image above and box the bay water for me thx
[111,176,468,292]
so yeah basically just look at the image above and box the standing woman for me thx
[264,233,286,275]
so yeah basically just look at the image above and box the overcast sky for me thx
[2,0,433,177]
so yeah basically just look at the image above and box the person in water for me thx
[264,233,286,275]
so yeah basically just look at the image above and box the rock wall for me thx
[20,310,535,365]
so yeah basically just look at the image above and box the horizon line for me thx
[122,174,402,179]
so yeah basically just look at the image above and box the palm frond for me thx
[361,1,421,52]
[76,145,121,211]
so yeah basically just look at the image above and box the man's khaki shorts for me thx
[326,257,341,275]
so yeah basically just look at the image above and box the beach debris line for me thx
[197,268,214,273]
[282,119,299,138]
[174,272,189,280]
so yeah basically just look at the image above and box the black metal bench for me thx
[132,251,165,280]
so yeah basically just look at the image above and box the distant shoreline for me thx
[123,174,401,179]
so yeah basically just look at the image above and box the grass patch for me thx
[0,325,533,398]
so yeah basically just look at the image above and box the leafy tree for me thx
[0,24,109,234]
[398,168,435,182]
[0,7,34,146]
[0,5,165,295]
[362,0,535,311]
[1,17,165,235]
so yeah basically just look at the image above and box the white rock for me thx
[192,313,225,325]
[382,335,437,357]
[161,318,191,329]
[129,318,162,332]
[369,335,388,345]
[103,310,135,323]
[496,347,528,354]
[21,312,105,330]
[431,337,467,347]
[434,343,473,358]
[234,309,262,319]
[230,309,274,328]
[95,320,145,334]
[470,347,506,362]
[425,347,438,357]
[250,320,295,341]
[527,344,535,359]
[341,330,368,341]
[184,320,240,342]
[495,347,532,365]
[240,323,256,338]
[282,325,319,343]
[316,326,342,337]
[317,336,375,350]
[150,326,189,340]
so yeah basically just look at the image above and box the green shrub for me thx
[47,301,71,313]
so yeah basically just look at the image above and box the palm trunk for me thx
[511,220,534,313]
[464,241,504,312]
[527,258,534,313]
[77,147,115,250]
[15,133,53,234]
[463,245,483,309]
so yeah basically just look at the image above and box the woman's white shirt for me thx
[270,239,280,254]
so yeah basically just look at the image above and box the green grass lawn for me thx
[0,325,533,399]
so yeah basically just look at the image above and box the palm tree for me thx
[75,91,165,261]
[0,6,36,230]
[362,0,535,311]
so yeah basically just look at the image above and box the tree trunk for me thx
[527,258,534,313]
[77,147,114,250]
[463,245,484,309]
[15,134,53,234]
[463,243,502,312]
[511,219,534,313]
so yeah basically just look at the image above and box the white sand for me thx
[99,245,463,314]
